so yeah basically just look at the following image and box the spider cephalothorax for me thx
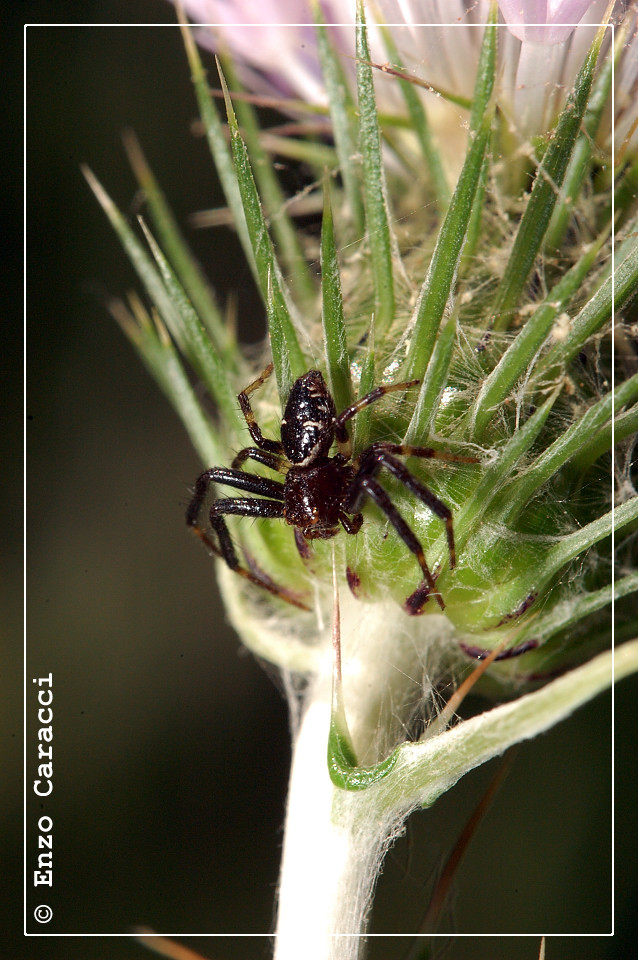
[187,364,477,613]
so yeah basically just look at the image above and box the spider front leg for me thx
[236,362,284,456]
[186,466,286,527]
[332,379,420,457]
[210,500,309,610]
[231,447,288,472]
[186,467,309,611]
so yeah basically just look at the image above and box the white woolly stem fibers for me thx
[274,594,456,959]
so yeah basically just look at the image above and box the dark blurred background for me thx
[12,2,638,958]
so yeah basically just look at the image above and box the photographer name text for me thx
[32,674,53,888]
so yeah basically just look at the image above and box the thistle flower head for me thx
[86,1,638,694]
[84,0,638,944]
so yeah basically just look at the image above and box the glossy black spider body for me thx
[187,364,476,613]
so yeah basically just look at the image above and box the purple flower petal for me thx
[498,0,602,44]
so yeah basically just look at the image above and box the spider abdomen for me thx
[283,459,354,534]
[280,370,336,465]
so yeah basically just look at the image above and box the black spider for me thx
[187,364,476,614]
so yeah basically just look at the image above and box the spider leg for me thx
[210,497,284,522]
[206,498,310,610]
[186,468,308,610]
[339,511,363,535]
[347,473,444,610]
[237,362,284,455]
[232,447,289,472]
[332,379,420,457]
[294,526,313,560]
[301,526,341,540]
[209,499,309,610]
[186,466,285,530]
[354,444,459,567]
[370,443,479,466]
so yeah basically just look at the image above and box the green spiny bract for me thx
[88,9,637,699]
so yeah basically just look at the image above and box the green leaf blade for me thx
[122,130,235,367]
[313,3,365,238]
[111,298,223,467]
[403,4,497,383]
[219,64,308,401]
[492,27,605,328]
[378,22,450,212]
[137,217,243,435]
[471,229,608,439]
[405,313,457,443]
[356,0,395,337]
[495,373,638,524]
[539,243,638,377]
[321,182,354,414]
[218,53,316,310]
[178,15,257,286]
[454,388,560,556]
